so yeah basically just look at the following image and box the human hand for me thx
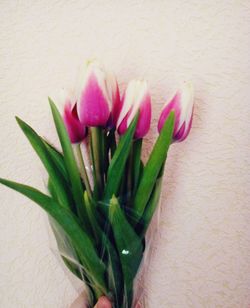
[70,293,142,308]
[70,294,112,308]
[93,296,112,308]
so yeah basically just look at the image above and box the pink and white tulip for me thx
[77,60,121,128]
[63,92,87,144]
[117,80,151,139]
[158,82,194,142]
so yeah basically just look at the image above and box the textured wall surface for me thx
[0,1,250,307]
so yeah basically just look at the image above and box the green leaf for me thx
[48,98,89,228]
[131,138,142,194]
[0,178,107,296]
[138,176,163,236]
[43,140,68,181]
[133,112,175,223]
[104,114,139,202]
[16,117,72,211]
[83,191,101,242]
[109,196,143,307]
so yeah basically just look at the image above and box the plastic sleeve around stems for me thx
[46,175,164,308]
[45,134,165,307]
[46,118,169,307]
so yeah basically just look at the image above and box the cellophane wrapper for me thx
[46,151,163,308]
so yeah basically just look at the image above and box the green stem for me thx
[83,191,100,243]
[127,145,134,200]
[125,139,143,210]
[109,128,117,158]
[90,127,104,198]
[75,144,92,199]
[132,138,142,194]
[102,129,108,181]
[127,138,143,199]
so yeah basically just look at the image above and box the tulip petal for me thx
[78,72,110,127]
[174,121,185,141]
[117,110,130,135]
[134,94,151,139]
[63,102,86,144]
[158,82,194,142]
[106,73,122,128]
[177,108,194,142]
[178,82,194,129]
[117,80,138,128]
[117,80,151,139]
[157,93,181,134]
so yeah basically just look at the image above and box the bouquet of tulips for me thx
[0,60,194,308]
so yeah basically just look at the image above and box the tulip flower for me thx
[117,80,151,139]
[63,95,86,144]
[158,82,194,142]
[77,60,121,128]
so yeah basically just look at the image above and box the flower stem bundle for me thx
[0,60,194,308]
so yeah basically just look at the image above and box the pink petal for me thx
[109,83,122,128]
[134,94,151,139]
[174,121,185,142]
[78,73,110,127]
[117,108,130,135]
[158,92,181,133]
[63,102,86,144]
[177,107,194,142]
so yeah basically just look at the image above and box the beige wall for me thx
[0,1,250,307]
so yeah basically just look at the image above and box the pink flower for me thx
[77,60,121,128]
[63,92,87,144]
[158,82,194,142]
[117,80,151,139]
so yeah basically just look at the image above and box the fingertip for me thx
[96,296,112,308]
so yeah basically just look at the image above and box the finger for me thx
[135,301,143,308]
[93,296,112,308]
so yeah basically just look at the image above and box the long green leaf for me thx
[109,196,143,307]
[16,117,72,210]
[0,178,107,296]
[48,178,80,272]
[43,140,68,181]
[133,112,174,223]
[138,176,163,236]
[104,114,138,202]
[48,98,89,228]
[132,139,142,194]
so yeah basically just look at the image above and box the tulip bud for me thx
[77,60,120,128]
[158,82,194,142]
[117,80,151,139]
[63,92,87,144]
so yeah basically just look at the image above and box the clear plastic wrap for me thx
[47,170,164,308]
[44,125,166,307]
